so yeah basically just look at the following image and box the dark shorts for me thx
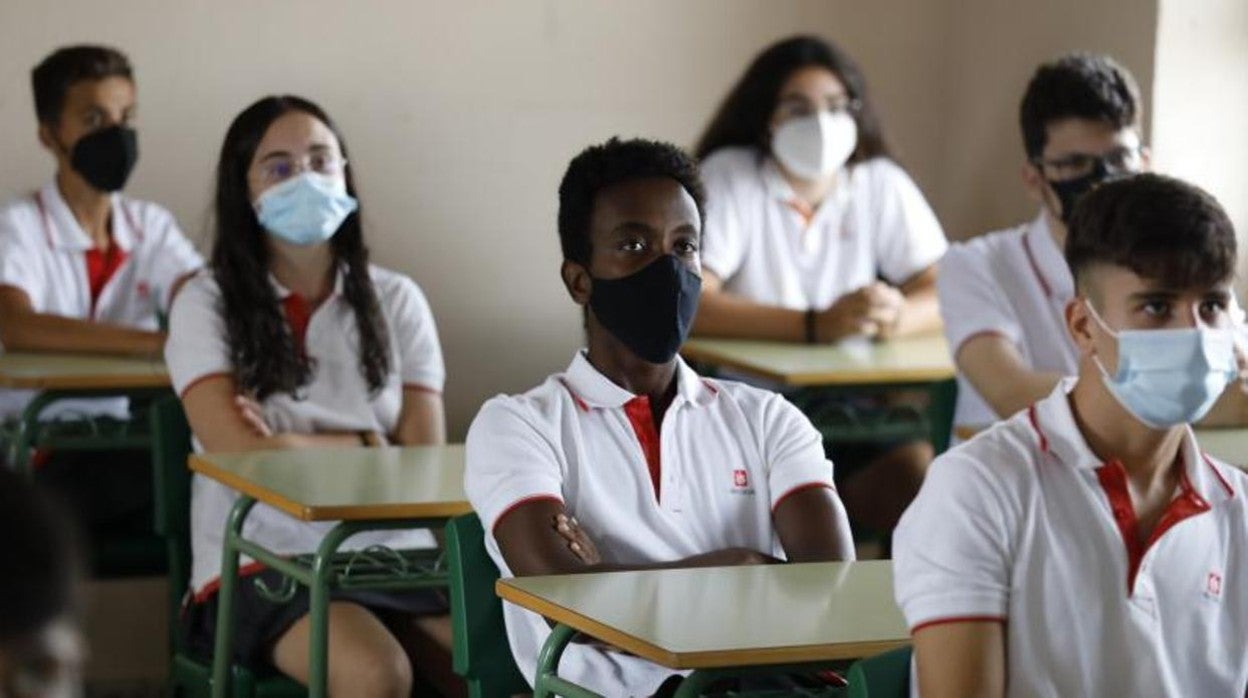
[184,568,448,670]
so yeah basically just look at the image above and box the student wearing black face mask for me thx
[0,47,202,556]
[937,53,1153,438]
[464,138,854,697]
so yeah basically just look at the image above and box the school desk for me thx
[0,351,170,467]
[190,445,470,698]
[497,560,907,698]
[681,335,958,452]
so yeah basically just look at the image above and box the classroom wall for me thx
[1152,0,1248,279]
[0,1,1178,437]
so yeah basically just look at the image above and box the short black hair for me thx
[31,45,133,125]
[1066,174,1236,294]
[1019,52,1140,160]
[0,467,80,644]
[557,137,706,266]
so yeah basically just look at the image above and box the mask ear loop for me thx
[1082,298,1123,384]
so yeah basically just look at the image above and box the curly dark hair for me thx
[1020,52,1141,160]
[212,95,390,400]
[1066,173,1236,294]
[693,35,891,163]
[32,44,132,124]
[557,137,706,266]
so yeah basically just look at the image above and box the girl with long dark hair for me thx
[165,96,447,693]
[692,36,947,536]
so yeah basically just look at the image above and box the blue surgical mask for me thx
[1086,300,1237,428]
[254,172,358,246]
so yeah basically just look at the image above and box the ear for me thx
[1020,160,1046,205]
[1066,295,1096,356]
[561,259,592,306]
[37,123,58,153]
[1139,144,1153,172]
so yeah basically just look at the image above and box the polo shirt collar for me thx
[267,265,347,301]
[37,180,137,253]
[562,351,716,411]
[1024,211,1073,302]
[1030,383,1236,504]
[760,158,851,211]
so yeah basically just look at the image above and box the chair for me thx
[148,394,305,698]
[846,645,911,698]
[445,513,530,698]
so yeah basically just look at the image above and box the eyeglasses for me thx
[253,153,347,186]
[775,96,863,121]
[1032,145,1142,182]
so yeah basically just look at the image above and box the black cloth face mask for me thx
[1047,158,1125,225]
[70,126,139,192]
[588,254,702,364]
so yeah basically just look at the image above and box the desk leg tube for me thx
[307,522,359,698]
[533,623,603,698]
[211,495,256,698]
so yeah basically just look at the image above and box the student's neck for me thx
[55,168,112,249]
[1043,207,1067,250]
[1069,371,1184,490]
[269,241,336,305]
[779,164,838,209]
[584,330,678,406]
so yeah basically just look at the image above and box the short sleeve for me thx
[937,242,1023,353]
[892,451,1014,631]
[0,208,45,303]
[164,274,232,396]
[137,203,204,311]
[387,275,446,393]
[867,159,948,285]
[464,397,565,532]
[761,393,836,509]
[699,150,751,281]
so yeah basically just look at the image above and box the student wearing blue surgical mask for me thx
[692,36,948,535]
[164,96,448,695]
[895,174,1248,697]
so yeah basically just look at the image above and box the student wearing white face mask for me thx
[896,175,1248,698]
[692,36,948,534]
[164,96,449,695]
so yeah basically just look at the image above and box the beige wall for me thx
[0,1,1171,436]
[1152,0,1248,283]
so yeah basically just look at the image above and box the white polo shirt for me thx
[465,352,839,696]
[937,213,1076,430]
[894,384,1248,697]
[699,147,947,311]
[165,266,445,598]
[0,181,203,420]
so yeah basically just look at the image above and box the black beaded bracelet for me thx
[804,309,817,344]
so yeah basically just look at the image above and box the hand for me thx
[233,394,272,438]
[554,513,601,565]
[816,282,904,342]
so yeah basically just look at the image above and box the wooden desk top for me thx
[0,352,168,390]
[497,560,907,669]
[1196,428,1248,470]
[681,335,954,387]
[189,445,470,521]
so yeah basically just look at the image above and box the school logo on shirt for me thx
[136,281,151,299]
[1205,571,1223,600]
[730,469,754,496]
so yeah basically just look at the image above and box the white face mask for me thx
[771,110,858,182]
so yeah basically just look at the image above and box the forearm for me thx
[981,370,1063,419]
[692,290,806,342]
[893,288,943,337]
[2,311,163,357]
